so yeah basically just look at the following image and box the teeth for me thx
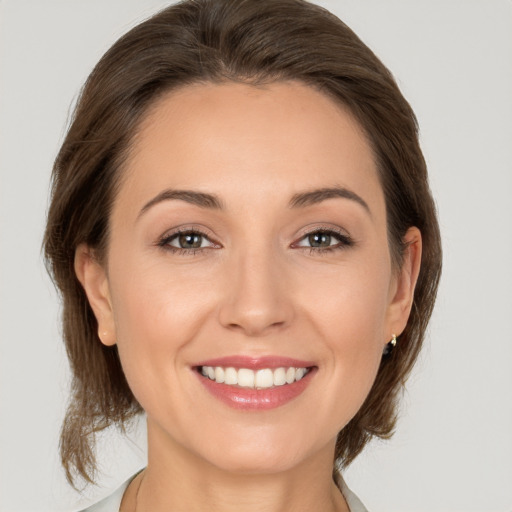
[200,366,310,389]
[273,367,286,386]
[295,367,306,381]
[214,366,225,383]
[255,369,273,388]
[238,368,255,388]
[224,367,238,385]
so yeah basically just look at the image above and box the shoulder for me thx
[77,475,135,512]
[335,472,370,512]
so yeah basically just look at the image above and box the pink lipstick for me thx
[194,356,316,410]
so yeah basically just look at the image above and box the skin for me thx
[75,81,421,512]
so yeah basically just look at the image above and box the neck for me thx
[132,418,348,512]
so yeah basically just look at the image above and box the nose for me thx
[218,248,294,337]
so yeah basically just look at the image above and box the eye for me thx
[294,229,353,251]
[159,229,217,252]
[302,232,334,248]
[170,232,209,249]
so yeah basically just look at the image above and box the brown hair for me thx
[44,0,441,486]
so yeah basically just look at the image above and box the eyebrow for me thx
[138,189,223,219]
[289,186,371,214]
[137,185,370,219]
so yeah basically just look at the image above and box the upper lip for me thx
[194,355,316,370]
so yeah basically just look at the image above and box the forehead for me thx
[118,80,383,215]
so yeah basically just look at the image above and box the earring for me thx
[383,333,397,356]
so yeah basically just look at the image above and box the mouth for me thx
[193,356,316,410]
[198,365,311,389]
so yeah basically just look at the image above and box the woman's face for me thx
[78,81,419,474]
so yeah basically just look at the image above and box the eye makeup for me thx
[155,224,355,257]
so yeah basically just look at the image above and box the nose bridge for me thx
[218,240,293,336]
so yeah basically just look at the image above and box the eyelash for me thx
[157,228,218,256]
[157,227,354,255]
[293,228,354,254]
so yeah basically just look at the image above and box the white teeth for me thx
[224,367,238,385]
[285,367,296,384]
[200,365,310,388]
[214,366,225,383]
[295,367,306,381]
[255,369,273,388]
[273,367,286,386]
[238,368,255,388]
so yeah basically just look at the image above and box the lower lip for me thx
[196,369,315,410]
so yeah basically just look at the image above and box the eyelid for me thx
[292,224,351,241]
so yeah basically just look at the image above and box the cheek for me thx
[107,257,218,400]
[301,255,391,347]
[111,252,213,333]
[296,258,391,418]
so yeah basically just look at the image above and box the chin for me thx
[204,448,303,475]
[193,427,326,476]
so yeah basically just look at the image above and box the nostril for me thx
[217,276,294,335]
[225,318,287,337]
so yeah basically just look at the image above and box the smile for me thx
[200,366,310,389]
[194,357,316,410]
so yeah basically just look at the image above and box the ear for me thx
[74,243,116,346]
[386,226,422,340]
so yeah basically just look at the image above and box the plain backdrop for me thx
[1,1,511,511]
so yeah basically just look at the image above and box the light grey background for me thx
[1,1,511,511]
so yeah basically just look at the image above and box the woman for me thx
[44,0,441,510]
